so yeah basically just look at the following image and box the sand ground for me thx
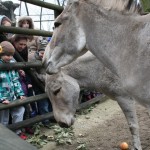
[40,99,150,150]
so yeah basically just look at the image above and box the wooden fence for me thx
[0,0,106,131]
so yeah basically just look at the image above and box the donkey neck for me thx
[62,53,99,89]
[62,52,124,99]
[62,52,116,91]
[80,1,141,76]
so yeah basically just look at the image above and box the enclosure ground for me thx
[39,99,150,150]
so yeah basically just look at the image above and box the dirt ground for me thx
[40,99,150,150]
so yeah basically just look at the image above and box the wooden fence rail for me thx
[0,62,42,70]
[19,0,63,12]
[0,94,48,111]
[7,95,107,131]
[0,26,52,37]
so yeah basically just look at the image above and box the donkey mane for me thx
[84,0,142,14]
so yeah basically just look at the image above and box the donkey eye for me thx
[54,22,61,28]
[53,87,61,95]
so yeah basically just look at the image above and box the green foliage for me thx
[76,144,87,150]
[26,103,99,149]
[76,141,88,150]
[26,123,75,148]
[26,123,49,149]
[141,0,150,12]
[52,125,74,145]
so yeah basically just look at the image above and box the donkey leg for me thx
[116,96,142,150]
[144,104,150,117]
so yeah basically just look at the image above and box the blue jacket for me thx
[0,59,25,102]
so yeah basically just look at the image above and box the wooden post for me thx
[0,124,37,150]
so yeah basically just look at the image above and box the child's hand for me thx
[28,84,32,88]
[20,96,26,100]
[2,100,10,104]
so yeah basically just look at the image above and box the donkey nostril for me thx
[58,122,70,128]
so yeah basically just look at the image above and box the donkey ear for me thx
[49,80,62,93]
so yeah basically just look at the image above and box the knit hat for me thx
[48,37,51,42]
[0,15,11,25]
[0,41,15,56]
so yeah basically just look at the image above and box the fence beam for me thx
[0,94,48,111]
[7,95,107,130]
[19,0,63,12]
[0,26,52,37]
[0,61,42,71]
[7,112,54,131]
[0,124,37,150]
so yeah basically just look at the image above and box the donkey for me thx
[43,0,150,111]
[46,51,144,150]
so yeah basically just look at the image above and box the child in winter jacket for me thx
[28,38,52,125]
[0,41,27,140]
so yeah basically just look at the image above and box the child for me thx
[0,15,11,26]
[17,16,34,29]
[29,41,52,125]
[18,69,35,118]
[0,41,27,140]
[0,15,12,42]
[17,16,38,59]
[18,69,36,134]
[12,34,36,134]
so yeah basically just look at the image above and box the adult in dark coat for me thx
[11,34,36,125]
[11,34,28,62]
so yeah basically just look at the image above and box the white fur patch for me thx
[76,26,86,51]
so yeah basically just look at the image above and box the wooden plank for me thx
[8,112,54,131]
[7,95,107,130]
[0,62,42,71]
[78,95,107,110]
[0,26,52,36]
[0,124,37,150]
[0,94,48,111]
